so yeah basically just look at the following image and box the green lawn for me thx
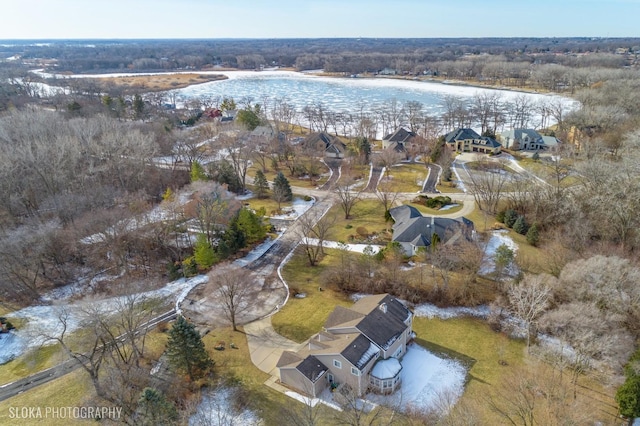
[436,182,464,193]
[247,160,329,190]
[273,251,353,342]
[326,199,391,244]
[407,200,464,216]
[0,370,95,426]
[384,163,427,193]
[0,344,67,385]
[205,326,337,425]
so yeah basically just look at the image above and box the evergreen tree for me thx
[166,316,213,381]
[357,137,372,164]
[254,170,269,198]
[504,209,518,228]
[210,160,242,193]
[136,387,178,426]
[616,375,640,419]
[190,161,207,182]
[235,208,267,244]
[513,215,528,235]
[194,233,215,269]
[526,223,540,246]
[223,218,246,254]
[133,94,145,120]
[272,172,292,209]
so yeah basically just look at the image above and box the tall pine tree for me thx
[254,170,269,198]
[272,171,292,209]
[166,316,213,381]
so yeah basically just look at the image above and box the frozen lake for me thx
[174,70,574,124]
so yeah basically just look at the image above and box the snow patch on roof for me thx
[356,342,380,369]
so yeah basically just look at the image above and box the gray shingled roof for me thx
[502,129,542,141]
[356,307,407,351]
[340,334,378,369]
[302,132,346,153]
[296,355,328,383]
[389,205,473,247]
[324,306,365,329]
[444,128,481,143]
[383,128,415,143]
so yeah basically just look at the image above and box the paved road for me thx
[422,163,442,193]
[0,309,177,402]
[318,159,342,190]
[363,165,383,192]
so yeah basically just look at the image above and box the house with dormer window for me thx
[277,294,413,397]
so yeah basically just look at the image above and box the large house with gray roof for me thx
[301,131,347,159]
[389,205,474,256]
[500,129,560,151]
[444,128,501,154]
[277,294,413,397]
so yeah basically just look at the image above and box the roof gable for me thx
[296,355,328,383]
[445,128,481,143]
[340,334,379,369]
[325,306,365,329]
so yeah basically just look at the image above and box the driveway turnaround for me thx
[244,317,303,376]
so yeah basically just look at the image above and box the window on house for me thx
[333,359,342,369]
[351,367,360,376]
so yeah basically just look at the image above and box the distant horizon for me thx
[1,0,639,39]
[2,36,639,42]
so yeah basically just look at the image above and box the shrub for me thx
[303,195,313,202]
[496,210,506,223]
[513,215,528,235]
[504,209,518,228]
[356,227,369,237]
[532,151,540,161]
[345,224,353,229]
[526,223,539,246]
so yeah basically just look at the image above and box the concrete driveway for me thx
[243,317,304,376]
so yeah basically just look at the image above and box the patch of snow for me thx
[368,343,466,415]
[270,197,315,220]
[302,239,383,254]
[371,357,402,379]
[0,332,26,365]
[438,203,459,211]
[414,303,490,320]
[286,390,343,411]
[479,230,519,276]
[356,342,380,369]
[233,231,284,267]
[2,275,208,360]
[189,386,262,426]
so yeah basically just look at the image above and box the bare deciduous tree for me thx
[207,265,257,331]
[508,274,554,350]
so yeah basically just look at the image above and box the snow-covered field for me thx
[368,343,466,415]
[0,275,208,365]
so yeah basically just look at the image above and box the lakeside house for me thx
[301,131,347,159]
[444,128,501,155]
[500,129,560,151]
[277,294,413,397]
[381,127,427,155]
[389,205,474,256]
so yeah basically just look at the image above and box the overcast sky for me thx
[0,0,638,39]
